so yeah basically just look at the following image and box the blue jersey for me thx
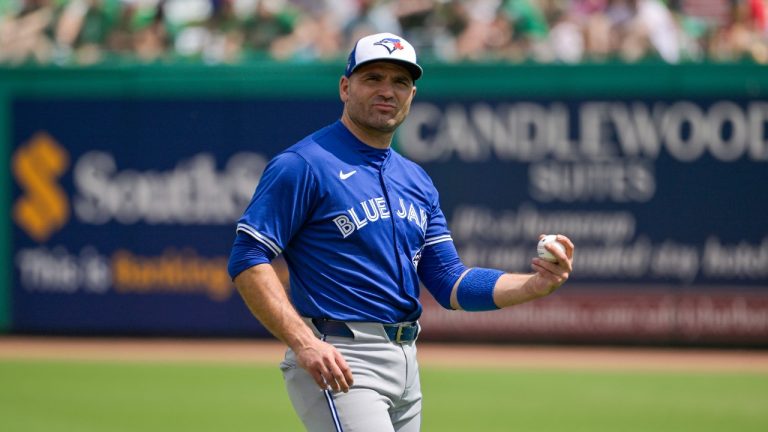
[236,121,455,322]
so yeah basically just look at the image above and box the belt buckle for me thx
[395,325,405,343]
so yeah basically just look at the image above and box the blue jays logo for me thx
[374,38,404,54]
[411,247,423,269]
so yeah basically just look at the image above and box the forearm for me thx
[491,273,552,308]
[234,263,354,392]
[233,263,317,352]
[448,235,574,311]
[449,271,547,309]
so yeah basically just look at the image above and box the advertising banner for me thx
[398,98,768,344]
[7,71,768,344]
[11,99,339,335]
[0,97,8,332]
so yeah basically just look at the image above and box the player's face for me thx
[340,62,417,135]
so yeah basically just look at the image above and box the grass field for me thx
[2,359,767,432]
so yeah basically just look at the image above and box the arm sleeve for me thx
[417,192,465,309]
[417,240,467,309]
[235,151,317,257]
[227,232,273,280]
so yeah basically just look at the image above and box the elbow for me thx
[228,233,274,280]
[422,268,465,310]
[432,287,456,310]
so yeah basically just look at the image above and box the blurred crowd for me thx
[1,0,767,66]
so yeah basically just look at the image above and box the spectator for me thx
[1,0,767,65]
[55,0,118,65]
[132,1,168,62]
[268,2,343,61]
[0,0,57,65]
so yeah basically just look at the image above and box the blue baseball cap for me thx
[344,33,423,81]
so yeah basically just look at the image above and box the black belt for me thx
[311,318,419,343]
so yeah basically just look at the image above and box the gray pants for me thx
[280,320,422,432]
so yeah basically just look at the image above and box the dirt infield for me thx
[1,336,767,373]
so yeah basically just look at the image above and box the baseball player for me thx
[228,32,574,432]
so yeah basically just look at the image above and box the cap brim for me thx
[352,59,423,81]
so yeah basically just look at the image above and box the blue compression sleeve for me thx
[457,268,504,311]
[417,240,467,309]
[227,232,275,280]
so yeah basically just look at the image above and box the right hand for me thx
[294,339,354,393]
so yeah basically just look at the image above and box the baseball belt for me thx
[311,318,419,343]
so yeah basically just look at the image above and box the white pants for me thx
[280,320,422,432]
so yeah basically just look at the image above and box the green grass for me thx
[1,360,766,432]
[0,360,302,432]
[423,367,768,432]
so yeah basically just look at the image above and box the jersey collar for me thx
[333,120,392,168]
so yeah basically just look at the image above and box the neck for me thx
[340,113,393,150]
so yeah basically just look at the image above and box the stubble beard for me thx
[349,102,408,134]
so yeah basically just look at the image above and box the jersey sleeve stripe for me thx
[236,223,283,256]
[424,234,453,247]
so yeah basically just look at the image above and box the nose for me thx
[375,80,397,99]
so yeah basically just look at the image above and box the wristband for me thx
[456,268,504,311]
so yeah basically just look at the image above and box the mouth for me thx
[372,103,397,112]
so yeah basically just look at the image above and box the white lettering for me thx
[396,198,407,218]
[333,197,428,238]
[703,237,768,279]
[650,241,700,283]
[375,197,390,218]
[513,103,551,161]
[662,102,707,161]
[361,199,380,222]
[444,104,485,161]
[609,103,662,158]
[748,102,768,160]
[580,102,613,160]
[407,204,420,225]
[708,101,747,161]
[450,204,636,243]
[399,101,767,164]
[529,160,655,203]
[74,151,266,225]
[548,103,578,160]
[333,215,356,238]
[347,207,368,229]
[16,246,112,294]
[396,103,447,161]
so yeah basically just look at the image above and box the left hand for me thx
[529,234,574,297]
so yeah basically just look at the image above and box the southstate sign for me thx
[12,132,70,243]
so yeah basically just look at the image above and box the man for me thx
[228,32,574,432]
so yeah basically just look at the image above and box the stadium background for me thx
[1,0,768,431]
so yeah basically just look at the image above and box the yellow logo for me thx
[12,132,70,242]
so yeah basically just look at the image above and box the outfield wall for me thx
[1,62,767,344]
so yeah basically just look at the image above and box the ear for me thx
[339,76,349,103]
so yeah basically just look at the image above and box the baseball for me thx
[537,235,566,263]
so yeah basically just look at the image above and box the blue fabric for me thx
[417,240,466,309]
[234,121,454,323]
[227,232,273,280]
[457,268,504,311]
